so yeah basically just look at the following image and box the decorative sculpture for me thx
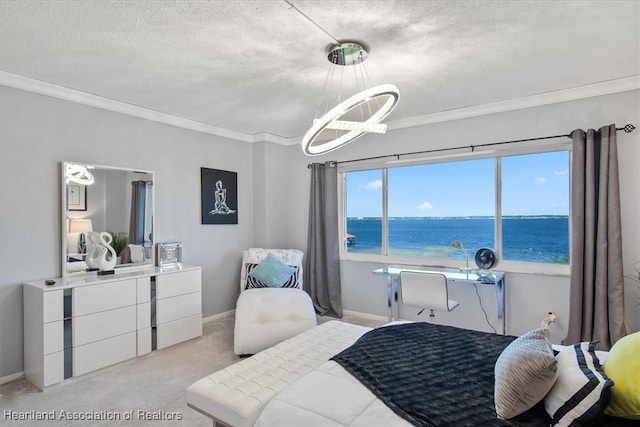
[85,232,102,270]
[87,232,117,275]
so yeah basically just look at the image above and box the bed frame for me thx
[186,321,372,427]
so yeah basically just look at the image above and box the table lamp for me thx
[450,240,471,273]
[69,218,93,253]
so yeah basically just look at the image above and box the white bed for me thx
[254,358,413,427]
[188,320,619,427]
[254,345,611,427]
[186,320,372,427]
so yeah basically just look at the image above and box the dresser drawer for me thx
[137,302,150,329]
[73,279,137,316]
[137,328,151,356]
[136,277,150,303]
[43,321,63,355]
[73,305,137,346]
[156,292,201,324]
[43,290,63,323]
[73,332,137,377]
[156,314,202,349]
[155,269,200,299]
[43,351,64,387]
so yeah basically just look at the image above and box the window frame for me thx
[338,141,572,276]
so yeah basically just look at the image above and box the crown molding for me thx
[386,75,640,130]
[250,132,298,145]
[2,71,638,146]
[0,71,262,143]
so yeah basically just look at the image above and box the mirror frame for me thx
[62,161,155,277]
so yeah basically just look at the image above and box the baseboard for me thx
[343,309,388,323]
[0,371,24,386]
[203,310,235,324]
[203,309,385,324]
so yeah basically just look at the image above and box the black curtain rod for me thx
[308,123,636,168]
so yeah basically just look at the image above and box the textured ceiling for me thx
[1,1,639,140]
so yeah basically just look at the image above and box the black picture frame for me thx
[67,183,87,211]
[201,168,238,225]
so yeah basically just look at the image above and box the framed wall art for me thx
[67,183,87,211]
[157,242,182,267]
[201,167,238,225]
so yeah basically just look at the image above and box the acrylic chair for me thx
[399,271,459,323]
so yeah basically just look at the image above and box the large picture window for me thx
[342,150,570,271]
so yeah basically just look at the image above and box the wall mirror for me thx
[62,161,154,277]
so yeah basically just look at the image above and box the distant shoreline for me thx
[347,215,569,220]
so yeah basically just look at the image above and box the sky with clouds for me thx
[346,151,569,217]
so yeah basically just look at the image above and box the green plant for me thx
[109,232,128,256]
[550,255,570,264]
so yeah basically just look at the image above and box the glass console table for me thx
[373,265,506,334]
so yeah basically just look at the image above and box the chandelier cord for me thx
[285,0,383,125]
[284,0,341,45]
[362,63,375,118]
[290,1,401,156]
[315,64,333,120]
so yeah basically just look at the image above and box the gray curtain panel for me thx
[564,124,627,350]
[129,181,147,245]
[305,162,343,318]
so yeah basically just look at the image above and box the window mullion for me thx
[495,157,503,261]
[382,168,389,256]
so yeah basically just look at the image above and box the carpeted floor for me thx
[0,313,384,426]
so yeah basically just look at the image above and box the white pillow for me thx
[128,244,144,263]
[544,341,613,426]
[67,261,88,272]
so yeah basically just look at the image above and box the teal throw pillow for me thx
[248,253,297,288]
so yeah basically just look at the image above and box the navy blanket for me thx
[332,322,549,426]
[331,323,636,426]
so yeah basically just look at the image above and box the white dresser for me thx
[23,264,202,390]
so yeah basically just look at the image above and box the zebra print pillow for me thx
[544,341,613,426]
[244,263,299,289]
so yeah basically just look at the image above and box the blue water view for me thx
[346,216,569,263]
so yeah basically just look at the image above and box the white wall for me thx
[0,86,254,378]
[252,141,295,249]
[279,90,640,340]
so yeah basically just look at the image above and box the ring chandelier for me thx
[301,42,400,156]
[65,163,95,185]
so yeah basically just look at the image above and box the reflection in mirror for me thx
[63,162,154,276]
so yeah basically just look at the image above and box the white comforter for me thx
[254,359,411,427]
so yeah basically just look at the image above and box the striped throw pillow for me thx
[244,263,299,289]
[494,327,558,419]
[544,341,613,426]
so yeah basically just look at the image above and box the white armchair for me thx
[234,248,317,355]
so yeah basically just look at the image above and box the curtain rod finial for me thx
[621,124,635,133]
